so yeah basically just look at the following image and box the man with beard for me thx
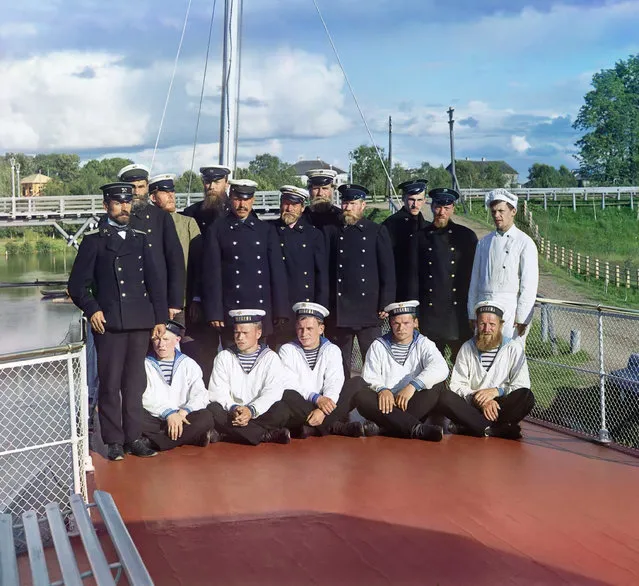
[268,185,328,347]
[117,164,185,320]
[302,168,342,230]
[382,179,429,301]
[468,189,538,342]
[68,182,168,461]
[201,179,289,348]
[182,165,230,233]
[324,184,396,376]
[436,301,536,439]
[409,187,478,363]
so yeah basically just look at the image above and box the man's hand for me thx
[482,400,500,422]
[232,405,252,426]
[90,311,106,335]
[378,311,389,320]
[189,301,203,324]
[473,388,499,408]
[210,320,225,329]
[378,389,395,414]
[395,385,416,411]
[469,319,476,332]
[306,409,326,427]
[515,323,527,336]
[316,396,336,415]
[168,308,182,320]
[152,323,166,340]
[166,410,190,441]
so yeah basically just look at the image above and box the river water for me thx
[0,252,80,355]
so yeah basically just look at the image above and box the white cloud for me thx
[0,22,39,39]
[510,135,531,153]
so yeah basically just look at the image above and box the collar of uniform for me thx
[132,203,151,219]
[227,212,257,229]
[426,219,455,233]
[496,224,518,237]
[342,220,366,231]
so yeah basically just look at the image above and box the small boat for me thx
[40,288,68,300]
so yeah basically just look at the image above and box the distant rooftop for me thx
[292,159,346,176]
[20,173,51,184]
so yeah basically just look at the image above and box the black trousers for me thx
[207,401,291,446]
[141,409,215,451]
[282,377,360,435]
[354,380,446,438]
[432,339,465,365]
[330,325,381,377]
[93,329,150,445]
[436,388,536,435]
[181,321,219,383]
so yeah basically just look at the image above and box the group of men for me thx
[67,162,538,460]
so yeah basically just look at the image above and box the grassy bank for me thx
[0,235,71,255]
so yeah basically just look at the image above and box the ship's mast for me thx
[219,0,243,173]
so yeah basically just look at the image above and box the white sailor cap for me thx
[306,168,337,186]
[228,309,266,324]
[485,188,518,209]
[384,300,420,317]
[200,165,231,181]
[229,179,258,198]
[473,300,505,319]
[148,174,176,193]
[293,302,329,320]
[117,163,150,182]
[280,185,309,204]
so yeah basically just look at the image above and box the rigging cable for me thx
[150,0,194,174]
[310,0,400,205]
[188,0,219,194]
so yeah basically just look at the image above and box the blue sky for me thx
[1,0,638,181]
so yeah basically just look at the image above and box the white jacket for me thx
[208,345,283,416]
[362,332,449,394]
[278,337,345,403]
[449,337,531,399]
[143,352,209,419]
[468,224,539,327]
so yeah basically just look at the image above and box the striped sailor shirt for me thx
[303,346,320,369]
[158,359,174,384]
[390,342,411,366]
[237,348,261,374]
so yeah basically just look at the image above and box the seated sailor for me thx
[207,309,291,445]
[354,300,449,441]
[141,320,216,451]
[279,302,373,438]
[436,300,536,439]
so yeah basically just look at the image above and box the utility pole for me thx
[9,157,16,219]
[387,115,393,197]
[447,107,461,194]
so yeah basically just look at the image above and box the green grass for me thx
[0,235,70,255]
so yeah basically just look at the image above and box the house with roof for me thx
[446,158,519,188]
[20,173,52,197]
[291,158,348,186]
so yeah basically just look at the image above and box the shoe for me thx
[487,423,522,440]
[447,422,473,436]
[107,443,124,461]
[196,428,221,447]
[363,421,381,437]
[330,421,365,437]
[410,423,443,442]
[124,437,159,457]
[294,425,319,439]
[262,428,291,444]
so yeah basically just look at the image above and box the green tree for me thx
[235,154,301,190]
[455,161,505,189]
[574,55,639,185]
[32,153,81,183]
[174,170,200,193]
[527,163,561,188]
[349,144,387,196]
[41,179,68,196]
[81,157,132,181]
[557,165,578,187]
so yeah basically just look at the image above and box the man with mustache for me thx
[436,301,536,439]
[302,168,342,230]
[68,182,168,461]
[382,179,429,302]
[201,179,289,348]
[324,184,396,376]
[117,164,185,321]
[409,187,478,363]
[268,185,328,347]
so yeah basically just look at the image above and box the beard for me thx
[202,192,227,211]
[310,198,333,212]
[281,211,301,226]
[131,196,148,213]
[476,331,502,352]
[341,211,362,226]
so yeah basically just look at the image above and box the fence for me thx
[0,336,90,554]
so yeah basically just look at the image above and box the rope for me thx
[310,0,399,203]
[187,0,218,194]
[150,0,194,174]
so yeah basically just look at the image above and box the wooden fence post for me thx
[577,252,581,274]
[569,249,574,272]
[605,261,610,291]
[601,193,606,210]
[626,269,631,291]
[546,239,551,261]
[561,247,565,268]
[615,265,620,288]
[595,258,600,280]
[586,256,590,280]
[553,244,558,264]
[572,192,576,212]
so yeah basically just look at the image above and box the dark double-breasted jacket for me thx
[129,203,185,310]
[302,205,342,231]
[324,218,396,328]
[68,222,168,331]
[382,207,428,301]
[408,220,478,342]
[201,212,289,336]
[267,216,329,316]
[182,200,227,234]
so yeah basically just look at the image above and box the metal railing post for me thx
[597,309,611,443]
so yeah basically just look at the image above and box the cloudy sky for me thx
[1,0,638,180]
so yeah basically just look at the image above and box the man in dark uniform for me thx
[68,182,168,461]
[382,178,429,301]
[409,187,478,362]
[268,185,328,347]
[302,168,342,230]
[117,163,185,320]
[181,165,230,233]
[324,184,396,376]
[201,179,290,349]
